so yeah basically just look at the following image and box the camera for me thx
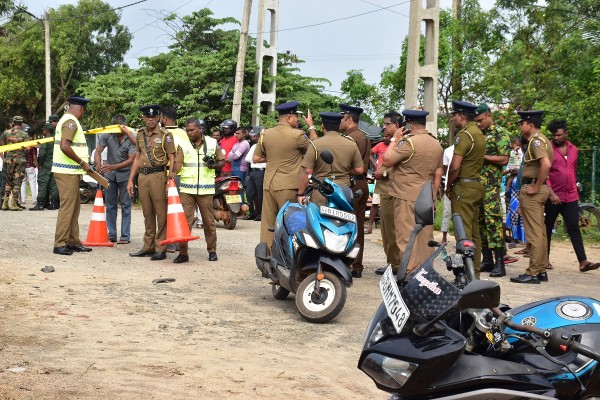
[203,154,217,168]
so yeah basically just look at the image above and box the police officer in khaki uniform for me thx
[51,96,93,255]
[253,101,310,247]
[339,104,371,277]
[510,110,553,284]
[374,112,403,275]
[446,100,486,276]
[382,110,443,274]
[128,105,176,260]
[297,112,364,205]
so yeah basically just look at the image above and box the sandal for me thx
[503,256,519,264]
[117,240,130,244]
[514,248,529,255]
[580,261,600,272]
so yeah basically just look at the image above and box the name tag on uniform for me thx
[154,138,162,144]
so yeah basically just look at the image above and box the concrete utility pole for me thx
[44,11,51,119]
[251,0,279,127]
[231,0,253,123]
[404,0,440,135]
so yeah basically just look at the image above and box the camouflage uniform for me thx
[1,127,28,205]
[479,125,511,249]
[36,130,59,207]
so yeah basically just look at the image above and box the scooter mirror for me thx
[458,280,500,310]
[414,181,434,226]
[320,150,334,165]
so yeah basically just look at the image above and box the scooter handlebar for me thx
[451,213,467,242]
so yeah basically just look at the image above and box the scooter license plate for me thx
[319,206,357,223]
[225,194,242,204]
[380,266,410,334]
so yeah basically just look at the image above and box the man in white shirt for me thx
[441,144,455,243]
[244,127,265,221]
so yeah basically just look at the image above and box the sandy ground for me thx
[0,203,599,399]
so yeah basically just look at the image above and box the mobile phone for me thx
[404,124,412,134]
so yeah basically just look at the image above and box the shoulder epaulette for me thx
[344,135,355,142]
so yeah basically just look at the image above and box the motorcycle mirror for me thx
[458,280,500,310]
[320,150,334,165]
[414,181,434,226]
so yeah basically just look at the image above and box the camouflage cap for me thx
[12,116,24,123]
[48,114,60,122]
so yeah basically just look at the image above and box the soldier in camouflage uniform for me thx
[474,103,511,277]
[1,116,28,211]
[30,123,59,210]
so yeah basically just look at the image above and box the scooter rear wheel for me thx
[295,271,346,323]
[272,283,290,300]
[223,211,237,230]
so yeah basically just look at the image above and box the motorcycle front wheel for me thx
[295,271,346,323]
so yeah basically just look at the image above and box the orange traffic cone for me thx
[83,189,114,247]
[160,180,200,245]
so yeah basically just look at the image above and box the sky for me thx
[25,0,494,95]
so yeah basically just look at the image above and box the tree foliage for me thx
[0,0,131,128]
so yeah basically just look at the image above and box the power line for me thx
[249,1,410,35]
[358,0,409,17]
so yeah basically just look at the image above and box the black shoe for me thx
[208,252,218,261]
[510,274,540,284]
[29,203,45,211]
[489,249,506,277]
[480,247,494,272]
[173,254,189,264]
[242,213,256,220]
[150,252,166,261]
[108,237,117,243]
[254,215,261,221]
[351,270,362,278]
[537,272,548,282]
[16,202,26,209]
[53,246,73,256]
[67,244,92,252]
[129,249,154,257]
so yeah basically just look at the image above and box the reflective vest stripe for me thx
[180,183,215,190]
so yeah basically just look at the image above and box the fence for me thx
[577,147,598,203]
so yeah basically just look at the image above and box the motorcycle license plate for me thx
[225,194,242,204]
[319,206,357,223]
[380,266,410,334]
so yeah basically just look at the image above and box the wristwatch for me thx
[390,137,397,142]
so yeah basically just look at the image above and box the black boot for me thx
[490,248,506,277]
[30,197,45,211]
[480,247,494,272]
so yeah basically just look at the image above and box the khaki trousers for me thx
[54,173,83,247]
[180,193,216,254]
[138,172,168,253]
[260,184,297,247]
[380,194,401,269]
[520,184,550,276]
[393,197,434,273]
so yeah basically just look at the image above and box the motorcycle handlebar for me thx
[491,307,550,338]
[451,213,467,242]
[570,341,600,361]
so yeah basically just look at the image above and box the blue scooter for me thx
[255,150,360,323]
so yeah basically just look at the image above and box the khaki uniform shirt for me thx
[254,123,309,190]
[454,121,485,178]
[301,131,363,187]
[522,132,553,179]
[135,126,176,167]
[344,126,371,175]
[387,131,443,201]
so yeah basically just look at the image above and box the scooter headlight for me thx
[360,353,418,390]
[302,232,319,249]
[323,229,349,253]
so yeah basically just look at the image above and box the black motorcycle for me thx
[358,181,600,399]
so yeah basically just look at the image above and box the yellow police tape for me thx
[0,137,54,153]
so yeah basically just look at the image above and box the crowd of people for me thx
[1,96,598,283]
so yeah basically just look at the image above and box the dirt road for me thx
[0,204,599,399]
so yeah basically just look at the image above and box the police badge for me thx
[533,140,541,147]
[454,136,461,145]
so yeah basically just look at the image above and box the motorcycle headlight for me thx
[323,229,349,253]
[360,353,418,390]
[302,232,319,249]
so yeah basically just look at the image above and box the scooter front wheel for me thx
[295,272,346,323]
[272,283,290,300]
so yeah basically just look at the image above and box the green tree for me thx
[0,0,131,127]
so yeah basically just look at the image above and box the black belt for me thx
[353,175,366,181]
[457,177,479,183]
[250,167,265,172]
[521,177,546,185]
[139,166,165,175]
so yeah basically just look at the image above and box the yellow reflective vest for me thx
[51,113,88,174]
[179,135,218,195]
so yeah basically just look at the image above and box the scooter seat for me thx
[284,206,307,235]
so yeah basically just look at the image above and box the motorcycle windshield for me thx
[400,258,461,322]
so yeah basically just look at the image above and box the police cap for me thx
[451,100,478,115]
[474,102,490,117]
[140,104,161,116]
[275,101,303,115]
[319,112,344,124]
[11,116,24,123]
[250,126,264,136]
[402,109,429,123]
[339,104,363,116]
[67,96,90,107]
[517,110,544,125]
[42,123,53,130]
[48,114,60,122]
